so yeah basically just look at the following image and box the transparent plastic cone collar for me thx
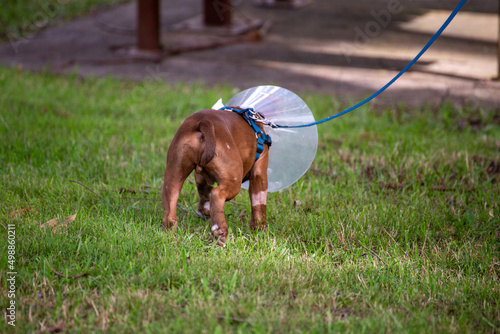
[213,85,318,192]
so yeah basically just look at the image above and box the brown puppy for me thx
[161,108,269,244]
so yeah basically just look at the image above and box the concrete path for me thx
[1,0,499,109]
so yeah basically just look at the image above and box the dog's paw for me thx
[196,202,211,219]
[161,217,178,230]
[196,208,211,219]
[195,211,209,219]
[211,224,227,245]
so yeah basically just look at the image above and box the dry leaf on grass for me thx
[40,213,77,231]
[40,217,60,229]
[9,207,38,218]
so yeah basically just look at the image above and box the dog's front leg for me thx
[195,170,213,218]
[248,150,269,231]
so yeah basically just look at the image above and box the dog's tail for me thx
[198,119,216,166]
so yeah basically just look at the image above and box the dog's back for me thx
[167,109,257,178]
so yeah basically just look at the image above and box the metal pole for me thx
[137,0,160,51]
[204,0,232,26]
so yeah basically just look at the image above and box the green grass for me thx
[0,0,130,42]
[0,66,499,333]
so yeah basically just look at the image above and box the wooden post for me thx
[137,0,160,51]
[204,0,232,26]
[497,0,500,79]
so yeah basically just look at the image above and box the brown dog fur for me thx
[161,108,269,244]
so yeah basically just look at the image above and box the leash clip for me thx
[246,108,278,128]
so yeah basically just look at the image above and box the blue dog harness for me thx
[219,107,272,161]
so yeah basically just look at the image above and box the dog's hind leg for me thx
[161,153,195,231]
[210,179,241,245]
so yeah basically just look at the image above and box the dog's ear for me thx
[198,120,216,166]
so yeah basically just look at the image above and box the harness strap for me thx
[219,107,272,161]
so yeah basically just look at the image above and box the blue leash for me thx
[273,0,468,129]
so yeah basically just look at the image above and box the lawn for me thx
[0,66,499,333]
